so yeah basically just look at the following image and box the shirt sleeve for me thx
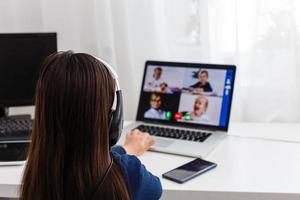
[205,82,213,92]
[120,155,162,200]
[189,81,200,88]
[111,145,127,155]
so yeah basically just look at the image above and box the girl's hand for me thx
[122,129,156,156]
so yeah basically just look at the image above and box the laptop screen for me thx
[136,61,236,131]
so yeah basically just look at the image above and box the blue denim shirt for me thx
[111,146,162,200]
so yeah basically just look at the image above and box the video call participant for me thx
[144,93,166,119]
[159,82,172,94]
[190,96,210,122]
[20,51,162,200]
[189,70,213,93]
[146,67,166,91]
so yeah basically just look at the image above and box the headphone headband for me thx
[94,56,120,91]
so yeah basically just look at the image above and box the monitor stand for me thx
[0,107,9,118]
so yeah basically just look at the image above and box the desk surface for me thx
[1,122,300,199]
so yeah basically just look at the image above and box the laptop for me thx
[122,60,236,157]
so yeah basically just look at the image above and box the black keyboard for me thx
[0,115,32,141]
[135,125,212,142]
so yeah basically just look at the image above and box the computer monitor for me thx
[0,33,57,109]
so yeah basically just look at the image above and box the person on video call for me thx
[159,82,172,94]
[146,67,166,92]
[189,70,213,93]
[190,96,210,122]
[144,93,166,119]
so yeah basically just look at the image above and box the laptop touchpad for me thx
[153,138,174,148]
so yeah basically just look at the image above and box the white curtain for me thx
[1,0,300,122]
[100,0,300,122]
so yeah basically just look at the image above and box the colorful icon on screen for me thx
[226,79,231,85]
[165,111,172,120]
[174,112,182,120]
[183,113,191,121]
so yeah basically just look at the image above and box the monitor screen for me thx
[136,61,236,131]
[0,33,57,107]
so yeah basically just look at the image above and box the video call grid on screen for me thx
[136,61,236,130]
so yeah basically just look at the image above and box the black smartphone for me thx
[162,158,217,183]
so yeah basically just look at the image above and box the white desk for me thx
[1,123,300,200]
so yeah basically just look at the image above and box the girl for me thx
[20,51,162,200]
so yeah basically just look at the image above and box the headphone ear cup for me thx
[108,91,123,148]
[108,110,121,147]
[108,110,114,147]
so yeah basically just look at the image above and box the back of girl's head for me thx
[20,51,129,200]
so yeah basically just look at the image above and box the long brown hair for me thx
[20,51,130,200]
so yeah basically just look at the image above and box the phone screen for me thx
[162,158,217,183]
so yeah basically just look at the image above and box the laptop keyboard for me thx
[0,116,32,141]
[135,125,212,142]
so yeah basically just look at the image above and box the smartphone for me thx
[162,158,217,183]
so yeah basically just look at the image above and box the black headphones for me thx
[95,56,124,148]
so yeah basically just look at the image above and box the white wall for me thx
[40,0,99,53]
[0,0,43,32]
[0,0,109,60]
